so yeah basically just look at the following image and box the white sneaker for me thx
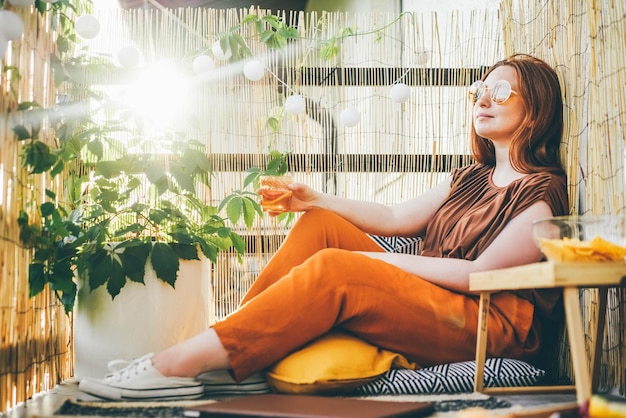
[105,353,154,376]
[197,370,272,396]
[78,353,204,401]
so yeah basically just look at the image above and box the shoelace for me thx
[105,353,154,381]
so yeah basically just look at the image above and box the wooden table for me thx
[469,261,626,405]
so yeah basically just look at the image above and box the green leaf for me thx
[226,197,243,225]
[170,167,195,193]
[50,159,65,177]
[87,139,104,159]
[17,101,40,110]
[151,243,179,287]
[50,260,76,294]
[13,125,31,140]
[198,240,218,263]
[22,141,57,174]
[242,197,260,229]
[230,232,246,254]
[106,261,126,299]
[217,194,233,212]
[217,227,231,238]
[87,250,112,290]
[59,287,77,314]
[267,117,281,132]
[114,223,144,237]
[243,170,260,188]
[241,14,259,24]
[97,161,122,178]
[145,165,167,184]
[120,241,150,283]
[97,189,120,202]
[17,210,29,227]
[182,148,212,172]
[28,263,46,297]
[148,208,168,225]
[170,243,199,260]
[40,202,56,217]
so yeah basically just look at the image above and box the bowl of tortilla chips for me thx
[532,215,626,262]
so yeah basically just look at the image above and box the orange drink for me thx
[259,176,293,214]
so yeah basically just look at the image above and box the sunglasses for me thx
[468,80,519,105]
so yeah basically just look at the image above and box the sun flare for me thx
[121,61,191,133]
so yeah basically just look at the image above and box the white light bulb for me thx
[75,15,101,39]
[192,55,214,74]
[0,11,24,41]
[211,41,231,61]
[284,95,306,115]
[7,0,35,6]
[0,34,8,60]
[117,45,142,68]
[390,83,411,103]
[243,60,265,81]
[340,107,361,127]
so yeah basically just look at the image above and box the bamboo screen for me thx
[0,8,73,412]
[83,6,502,318]
[499,0,626,394]
[1,1,626,412]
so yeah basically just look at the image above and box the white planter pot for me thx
[73,257,213,379]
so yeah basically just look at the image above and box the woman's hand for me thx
[285,182,322,213]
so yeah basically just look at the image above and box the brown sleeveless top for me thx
[420,163,569,318]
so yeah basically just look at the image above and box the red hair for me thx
[470,54,565,174]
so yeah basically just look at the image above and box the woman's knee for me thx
[303,249,373,285]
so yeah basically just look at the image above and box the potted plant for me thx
[11,4,315,377]
[10,6,257,375]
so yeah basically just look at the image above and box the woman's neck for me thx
[491,143,524,187]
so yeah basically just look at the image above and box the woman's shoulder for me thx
[518,169,567,189]
[515,170,569,215]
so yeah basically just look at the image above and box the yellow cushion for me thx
[266,331,417,395]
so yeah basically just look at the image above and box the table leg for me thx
[473,292,490,392]
[590,287,608,392]
[563,287,591,405]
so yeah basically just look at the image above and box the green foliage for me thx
[13,4,376,314]
[17,133,245,313]
[13,1,252,315]
[212,14,300,61]
[219,151,292,229]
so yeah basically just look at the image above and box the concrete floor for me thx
[1,379,581,418]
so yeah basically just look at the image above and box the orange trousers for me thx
[212,209,539,381]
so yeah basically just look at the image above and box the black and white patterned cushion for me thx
[354,358,545,395]
[369,235,422,255]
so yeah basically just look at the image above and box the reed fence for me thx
[1,0,625,411]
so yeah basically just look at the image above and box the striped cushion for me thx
[354,358,545,395]
[368,235,422,255]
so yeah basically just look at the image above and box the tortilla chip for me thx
[537,236,626,262]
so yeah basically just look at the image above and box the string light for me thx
[192,55,214,74]
[340,107,361,127]
[0,10,24,41]
[75,15,101,39]
[390,82,411,103]
[117,45,142,68]
[284,95,306,115]
[243,60,265,81]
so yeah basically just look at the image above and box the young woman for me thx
[79,54,568,400]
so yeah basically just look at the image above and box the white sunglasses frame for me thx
[468,80,519,105]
